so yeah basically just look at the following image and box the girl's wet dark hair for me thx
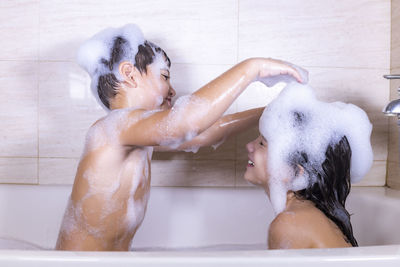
[97,37,171,109]
[290,135,358,246]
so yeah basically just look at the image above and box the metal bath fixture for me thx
[383,75,400,119]
[383,99,400,117]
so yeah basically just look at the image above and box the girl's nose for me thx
[246,141,254,153]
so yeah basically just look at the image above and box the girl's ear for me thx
[289,164,308,191]
[119,61,138,87]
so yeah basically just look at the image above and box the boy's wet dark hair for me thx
[97,37,171,109]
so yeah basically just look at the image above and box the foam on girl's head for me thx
[259,83,373,214]
[77,24,146,110]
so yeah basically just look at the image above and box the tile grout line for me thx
[0,58,395,71]
[36,1,40,184]
[234,0,240,188]
[236,0,240,64]
[387,0,393,187]
[36,0,41,185]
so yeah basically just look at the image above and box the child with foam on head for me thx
[55,24,307,251]
[244,82,373,249]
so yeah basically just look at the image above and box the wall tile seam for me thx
[36,53,39,184]
[150,185,244,189]
[35,181,389,187]
[37,157,79,159]
[385,154,390,186]
[38,183,240,188]
[152,159,236,162]
[0,60,387,70]
[236,0,240,64]
[33,60,237,67]
[36,0,41,184]
[391,0,400,70]
[352,184,387,187]
[35,157,237,160]
[34,184,257,189]
[0,182,40,186]
[390,0,393,70]
[151,184,386,188]
[5,181,39,186]
[33,182,388,188]
[38,182,237,186]
[0,59,38,62]
[0,61,390,70]
[0,156,39,159]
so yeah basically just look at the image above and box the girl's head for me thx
[77,24,175,111]
[244,83,373,214]
[245,83,372,247]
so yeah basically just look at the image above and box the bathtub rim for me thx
[0,245,399,266]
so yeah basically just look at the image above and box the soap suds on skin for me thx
[59,147,153,249]
[157,95,210,149]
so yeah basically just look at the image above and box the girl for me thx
[245,83,373,249]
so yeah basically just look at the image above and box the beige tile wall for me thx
[392,0,400,70]
[387,0,400,189]
[0,0,391,187]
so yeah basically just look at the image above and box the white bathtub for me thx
[0,185,399,266]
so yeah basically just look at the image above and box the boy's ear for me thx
[295,164,305,177]
[119,61,137,87]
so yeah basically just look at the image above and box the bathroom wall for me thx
[388,0,400,189]
[0,0,391,187]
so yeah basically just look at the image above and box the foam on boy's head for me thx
[77,24,146,110]
[259,83,373,214]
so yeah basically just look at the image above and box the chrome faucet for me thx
[383,75,400,122]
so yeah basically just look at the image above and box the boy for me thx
[56,24,303,251]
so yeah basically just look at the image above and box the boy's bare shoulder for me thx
[84,108,149,146]
[87,109,151,133]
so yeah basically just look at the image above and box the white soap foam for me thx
[259,82,373,214]
[58,197,79,238]
[183,146,200,153]
[118,148,152,248]
[77,24,145,111]
[211,137,226,150]
[158,95,210,148]
[84,108,140,155]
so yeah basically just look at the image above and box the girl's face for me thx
[244,135,270,188]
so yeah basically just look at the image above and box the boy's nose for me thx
[169,87,176,97]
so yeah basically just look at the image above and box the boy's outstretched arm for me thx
[118,58,302,147]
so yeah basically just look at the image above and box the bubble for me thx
[77,24,145,111]
[211,138,226,150]
[157,95,210,148]
[259,82,373,214]
[83,108,139,155]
